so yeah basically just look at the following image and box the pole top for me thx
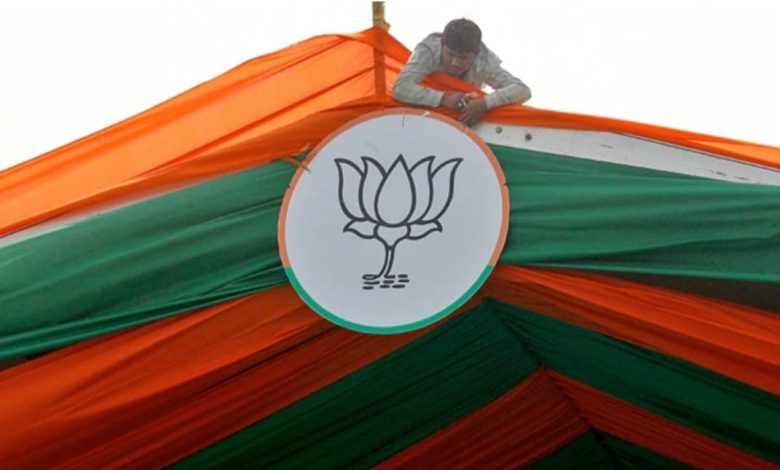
[372,2,390,31]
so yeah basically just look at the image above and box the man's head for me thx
[441,18,481,77]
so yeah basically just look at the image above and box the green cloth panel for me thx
[526,432,617,470]
[175,299,755,468]
[491,299,780,463]
[0,162,294,360]
[2,144,780,360]
[598,433,694,470]
[173,304,539,470]
[527,431,693,470]
[493,144,780,281]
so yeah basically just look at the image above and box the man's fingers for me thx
[442,92,467,110]
[459,110,476,125]
[458,98,486,125]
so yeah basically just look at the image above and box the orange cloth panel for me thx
[486,265,780,396]
[376,370,589,469]
[0,266,777,467]
[551,372,779,469]
[0,285,475,469]
[2,28,778,239]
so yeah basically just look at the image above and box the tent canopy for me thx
[0,27,778,469]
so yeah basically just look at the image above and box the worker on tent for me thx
[392,18,531,125]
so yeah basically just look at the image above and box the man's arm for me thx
[458,63,530,125]
[483,65,532,109]
[391,44,445,107]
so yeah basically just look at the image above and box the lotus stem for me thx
[384,246,396,277]
[363,245,396,280]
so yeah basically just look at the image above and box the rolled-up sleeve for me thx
[483,65,531,109]
[392,44,444,107]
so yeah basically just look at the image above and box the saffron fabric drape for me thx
[1,28,778,239]
[1,278,777,468]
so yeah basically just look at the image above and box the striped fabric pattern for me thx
[0,27,778,469]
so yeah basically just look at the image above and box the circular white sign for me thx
[279,109,509,333]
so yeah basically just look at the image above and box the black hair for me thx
[442,18,482,53]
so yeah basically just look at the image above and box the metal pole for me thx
[372,2,388,100]
[372,2,389,30]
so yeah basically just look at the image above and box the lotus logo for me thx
[335,155,462,290]
[279,109,508,334]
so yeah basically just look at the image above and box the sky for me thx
[1,0,778,172]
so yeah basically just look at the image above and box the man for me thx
[392,18,531,125]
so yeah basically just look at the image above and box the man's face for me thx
[441,46,478,78]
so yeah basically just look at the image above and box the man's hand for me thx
[440,92,466,111]
[458,96,487,125]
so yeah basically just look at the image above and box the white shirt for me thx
[392,33,531,109]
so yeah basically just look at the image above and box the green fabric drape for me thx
[527,432,694,470]
[493,300,780,462]
[0,162,293,360]
[175,300,780,467]
[2,145,779,359]
[598,433,694,470]
[173,304,538,469]
[526,432,617,469]
[495,144,780,280]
